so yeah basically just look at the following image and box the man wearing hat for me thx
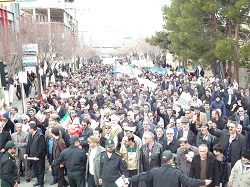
[0,140,20,187]
[176,137,199,179]
[99,139,128,187]
[132,105,143,123]
[117,109,127,126]
[52,135,87,187]
[127,150,212,187]
[229,149,250,187]
[177,117,196,146]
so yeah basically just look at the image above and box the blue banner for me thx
[146,67,167,75]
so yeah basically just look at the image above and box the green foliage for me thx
[145,0,250,72]
[202,1,219,14]
[239,44,250,67]
[214,39,236,61]
[145,32,171,49]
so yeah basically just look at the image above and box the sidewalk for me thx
[10,87,36,114]
[7,87,57,187]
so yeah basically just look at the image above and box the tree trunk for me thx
[227,61,232,79]
[233,62,239,82]
[212,61,216,75]
[183,57,187,69]
[36,66,42,99]
[220,61,225,79]
[234,16,240,83]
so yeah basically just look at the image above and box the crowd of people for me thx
[0,59,250,187]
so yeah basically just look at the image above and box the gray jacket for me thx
[11,131,29,156]
[86,145,106,186]
[235,114,249,127]
[176,145,198,176]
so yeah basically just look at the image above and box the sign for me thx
[22,56,37,66]
[177,92,192,107]
[18,71,27,83]
[146,67,168,75]
[137,77,157,90]
[0,0,16,2]
[17,0,37,1]
[22,44,38,55]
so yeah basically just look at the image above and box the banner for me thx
[113,64,135,76]
[146,67,168,75]
[137,77,157,90]
[177,92,192,107]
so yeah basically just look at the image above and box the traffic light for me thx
[0,61,8,88]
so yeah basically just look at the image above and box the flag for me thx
[60,112,71,129]
[0,92,5,114]
[0,92,7,114]
[35,110,45,122]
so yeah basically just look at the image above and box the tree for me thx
[0,27,23,74]
[149,0,250,80]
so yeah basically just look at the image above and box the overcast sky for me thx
[19,0,171,45]
[75,0,170,39]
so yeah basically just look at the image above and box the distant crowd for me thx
[0,60,250,187]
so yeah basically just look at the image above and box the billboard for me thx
[22,44,38,55]
[22,56,37,66]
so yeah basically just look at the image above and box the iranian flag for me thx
[0,92,6,114]
[60,112,72,129]
[35,110,45,122]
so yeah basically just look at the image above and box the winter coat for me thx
[229,159,250,187]
[139,142,162,172]
[189,154,220,187]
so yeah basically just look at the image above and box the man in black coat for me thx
[0,141,19,187]
[99,139,128,187]
[0,123,11,159]
[208,121,246,167]
[52,135,87,187]
[24,122,46,187]
[156,105,170,128]
[2,112,15,133]
[164,128,180,153]
[79,119,93,152]
[189,144,220,187]
[128,150,212,187]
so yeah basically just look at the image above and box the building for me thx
[0,3,20,33]
[20,5,77,37]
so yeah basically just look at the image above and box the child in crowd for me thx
[213,144,229,187]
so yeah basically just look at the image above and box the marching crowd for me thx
[0,60,250,187]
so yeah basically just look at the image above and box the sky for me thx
[73,0,171,45]
[19,0,171,46]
